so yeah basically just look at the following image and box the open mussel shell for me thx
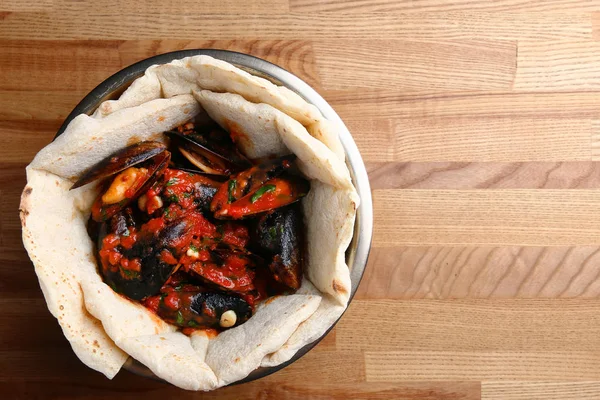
[71,141,167,189]
[213,175,310,220]
[90,150,170,222]
[187,247,256,294]
[96,211,178,301]
[210,154,297,214]
[165,128,250,176]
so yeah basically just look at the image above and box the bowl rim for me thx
[55,49,373,385]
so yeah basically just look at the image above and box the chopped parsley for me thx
[189,244,199,252]
[268,226,278,240]
[227,180,237,204]
[166,178,179,186]
[250,184,276,203]
[175,310,185,325]
[120,267,139,279]
[188,320,199,328]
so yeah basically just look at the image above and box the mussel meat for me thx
[149,168,222,214]
[97,210,213,300]
[71,141,170,222]
[211,155,310,219]
[185,245,257,294]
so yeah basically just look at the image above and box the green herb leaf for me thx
[227,180,237,204]
[189,244,199,252]
[250,184,276,204]
[120,267,139,279]
[183,192,192,199]
[175,310,185,325]
[268,226,278,240]
[168,194,179,203]
[188,320,199,328]
[166,178,179,186]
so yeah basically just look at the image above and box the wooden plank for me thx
[56,0,290,13]
[514,41,600,91]
[354,118,593,163]
[325,91,600,120]
[0,90,80,121]
[346,119,394,163]
[367,162,600,189]
[592,120,600,160]
[483,382,600,400]
[0,40,121,91]
[339,299,600,353]
[357,246,600,299]
[0,12,591,40]
[291,0,600,13]
[117,39,321,89]
[0,381,481,400]
[313,39,516,91]
[373,189,600,246]
[365,351,600,381]
[0,0,53,12]
[0,121,61,162]
[592,11,600,40]
[390,118,591,161]
[0,349,365,382]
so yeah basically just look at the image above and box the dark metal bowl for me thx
[55,49,373,386]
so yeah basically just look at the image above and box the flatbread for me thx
[206,294,321,385]
[260,279,345,367]
[195,90,353,190]
[90,55,345,159]
[20,169,128,378]
[21,55,359,390]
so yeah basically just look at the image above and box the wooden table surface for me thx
[3,1,600,399]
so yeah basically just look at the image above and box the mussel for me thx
[156,169,222,214]
[211,155,310,219]
[185,245,257,294]
[97,211,210,300]
[145,284,252,329]
[71,141,170,222]
[254,204,304,290]
[166,122,250,176]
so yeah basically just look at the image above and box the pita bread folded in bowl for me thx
[19,51,372,390]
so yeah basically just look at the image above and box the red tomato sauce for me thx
[97,166,292,335]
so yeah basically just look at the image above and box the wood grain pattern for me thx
[358,246,600,299]
[4,0,600,398]
[117,40,322,89]
[514,41,600,91]
[365,351,600,381]
[339,300,600,352]
[313,40,517,91]
[326,91,600,120]
[483,382,600,400]
[367,162,600,189]
[291,0,600,13]
[0,12,591,41]
[374,190,600,246]
[389,118,590,161]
